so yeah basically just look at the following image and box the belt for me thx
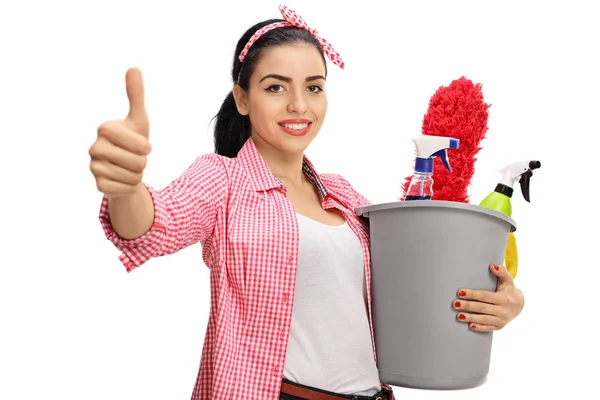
[280,379,388,400]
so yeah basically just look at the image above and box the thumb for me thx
[125,67,149,135]
[490,263,513,288]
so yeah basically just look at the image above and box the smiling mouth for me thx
[278,121,313,136]
[278,122,312,130]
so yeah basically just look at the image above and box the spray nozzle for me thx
[411,136,460,174]
[499,160,542,202]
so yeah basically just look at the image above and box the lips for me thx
[278,119,313,137]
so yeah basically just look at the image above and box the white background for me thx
[1,0,598,399]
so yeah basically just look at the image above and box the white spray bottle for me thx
[479,160,542,216]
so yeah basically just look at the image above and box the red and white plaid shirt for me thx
[99,138,395,400]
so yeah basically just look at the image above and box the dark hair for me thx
[213,19,327,158]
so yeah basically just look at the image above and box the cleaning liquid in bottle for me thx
[404,136,460,200]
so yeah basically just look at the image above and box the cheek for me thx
[247,98,282,140]
[250,96,279,123]
[314,97,328,119]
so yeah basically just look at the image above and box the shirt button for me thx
[288,255,294,265]
[282,292,289,304]
[280,329,286,340]
[273,364,280,376]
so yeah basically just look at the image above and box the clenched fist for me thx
[89,68,151,197]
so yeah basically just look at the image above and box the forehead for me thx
[254,44,326,77]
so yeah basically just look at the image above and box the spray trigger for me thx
[519,169,533,202]
[520,161,540,202]
[431,149,452,172]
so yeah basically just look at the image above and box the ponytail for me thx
[213,91,251,158]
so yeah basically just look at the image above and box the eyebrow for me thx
[259,73,326,83]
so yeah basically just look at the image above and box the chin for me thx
[281,134,317,153]
[253,128,317,156]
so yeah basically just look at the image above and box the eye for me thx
[307,85,323,93]
[266,84,285,93]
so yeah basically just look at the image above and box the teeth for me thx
[282,123,309,130]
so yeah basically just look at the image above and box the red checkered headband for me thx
[238,5,345,69]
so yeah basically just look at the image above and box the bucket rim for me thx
[355,200,516,232]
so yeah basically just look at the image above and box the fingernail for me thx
[494,265,500,271]
[459,314,466,320]
[471,324,477,329]
[454,301,461,308]
[458,290,466,297]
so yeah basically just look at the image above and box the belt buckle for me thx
[351,391,386,400]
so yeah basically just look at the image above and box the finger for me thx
[97,121,151,155]
[89,139,148,172]
[90,159,143,186]
[452,299,504,317]
[457,288,504,306]
[125,67,149,131]
[456,312,503,330]
[468,323,499,332]
[490,263,514,288]
[95,177,141,196]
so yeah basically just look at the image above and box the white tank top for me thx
[283,213,381,396]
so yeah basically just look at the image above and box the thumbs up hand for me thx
[90,68,152,197]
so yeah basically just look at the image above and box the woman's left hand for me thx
[453,263,525,332]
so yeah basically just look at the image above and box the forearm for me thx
[107,184,155,240]
[99,154,228,271]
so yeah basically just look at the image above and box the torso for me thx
[279,175,381,396]
[105,139,394,400]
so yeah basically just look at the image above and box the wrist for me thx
[107,183,146,202]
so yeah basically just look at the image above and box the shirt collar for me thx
[236,137,329,201]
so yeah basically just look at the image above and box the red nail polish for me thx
[494,265,500,271]
[459,314,466,320]
[454,301,461,308]
[458,290,466,297]
[471,324,476,329]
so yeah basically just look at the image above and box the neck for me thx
[251,134,305,186]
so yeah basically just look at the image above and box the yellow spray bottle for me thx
[479,160,541,278]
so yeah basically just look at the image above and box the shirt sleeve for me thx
[98,153,228,272]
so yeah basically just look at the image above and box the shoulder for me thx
[184,153,236,179]
[176,153,233,196]
[319,173,352,189]
[319,173,372,208]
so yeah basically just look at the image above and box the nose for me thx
[286,90,307,114]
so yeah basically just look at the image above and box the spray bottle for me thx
[479,160,541,216]
[479,160,542,277]
[404,136,460,200]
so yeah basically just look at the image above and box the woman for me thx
[88,5,525,400]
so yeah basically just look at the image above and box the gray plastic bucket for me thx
[355,200,516,390]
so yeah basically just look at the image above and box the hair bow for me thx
[238,5,345,69]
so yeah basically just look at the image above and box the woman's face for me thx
[234,43,328,157]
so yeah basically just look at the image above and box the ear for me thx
[232,84,249,116]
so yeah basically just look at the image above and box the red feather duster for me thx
[401,77,490,203]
